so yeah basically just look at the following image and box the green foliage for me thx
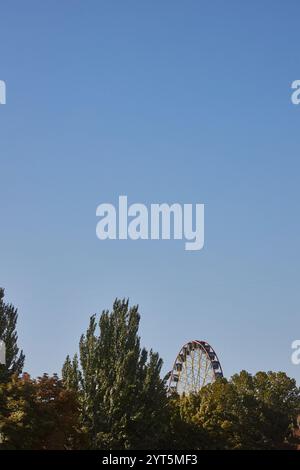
[1,290,299,450]
[0,288,24,381]
[168,371,300,450]
[62,299,168,449]
[162,395,207,449]
[62,354,81,392]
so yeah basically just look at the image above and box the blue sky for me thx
[0,0,299,381]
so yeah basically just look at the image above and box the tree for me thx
[0,288,24,382]
[62,299,168,449]
[62,354,81,392]
[0,373,85,449]
[170,370,300,450]
[162,395,208,449]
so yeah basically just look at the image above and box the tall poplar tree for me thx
[62,299,168,449]
[0,288,25,382]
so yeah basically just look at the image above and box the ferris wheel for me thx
[167,340,223,395]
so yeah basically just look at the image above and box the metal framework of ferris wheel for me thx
[167,340,223,395]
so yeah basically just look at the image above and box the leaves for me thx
[0,373,85,450]
[62,299,168,449]
[0,288,24,381]
[167,371,300,450]
[1,290,299,450]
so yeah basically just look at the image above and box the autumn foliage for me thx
[0,373,84,449]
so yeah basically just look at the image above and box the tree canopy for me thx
[0,288,24,382]
[168,370,300,450]
[62,299,168,449]
[0,291,299,450]
[0,373,83,449]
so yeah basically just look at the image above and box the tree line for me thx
[0,288,299,450]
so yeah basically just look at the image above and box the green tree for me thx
[170,370,300,450]
[62,354,81,392]
[162,395,208,449]
[0,288,24,382]
[62,299,168,449]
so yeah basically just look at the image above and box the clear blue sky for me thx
[0,0,299,381]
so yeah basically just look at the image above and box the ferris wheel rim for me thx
[167,339,223,395]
